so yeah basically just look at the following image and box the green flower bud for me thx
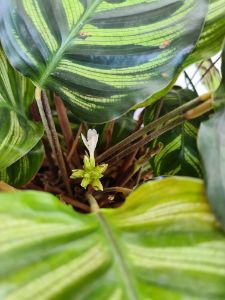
[70,131,108,191]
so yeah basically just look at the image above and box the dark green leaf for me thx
[198,44,225,231]
[134,0,225,109]
[0,0,208,123]
[198,107,225,231]
[145,88,205,177]
[186,0,225,66]
[0,142,44,187]
[214,42,225,109]
[0,48,44,170]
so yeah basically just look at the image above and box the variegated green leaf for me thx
[214,41,225,109]
[139,0,225,108]
[186,0,225,66]
[0,0,208,123]
[0,177,225,299]
[145,88,205,177]
[198,44,225,231]
[0,142,44,187]
[0,48,43,170]
[198,59,221,92]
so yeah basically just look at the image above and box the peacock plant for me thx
[0,1,225,299]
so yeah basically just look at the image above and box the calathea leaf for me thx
[198,59,221,92]
[0,177,225,299]
[145,88,205,177]
[0,0,208,123]
[0,142,44,187]
[140,0,225,109]
[186,0,225,66]
[0,48,43,170]
[198,44,225,231]
[198,107,225,232]
[91,111,136,150]
[214,42,225,109]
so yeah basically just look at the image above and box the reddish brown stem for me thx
[60,194,90,213]
[42,138,58,179]
[68,123,83,168]
[54,95,74,151]
[98,187,132,195]
[42,91,73,196]
[102,121,115,150]
[105,117,185,164]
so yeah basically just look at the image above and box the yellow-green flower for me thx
[71,129,108,191]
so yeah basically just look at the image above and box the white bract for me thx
[81,129,99,161]
[71,129,107,191]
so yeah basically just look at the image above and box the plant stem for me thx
[42,137,58,179]
[35,88,73,196]
[102,121,115,150]
[54,95,74,150]
[135,166,143,187]
[196,56,221,86]
[68,122,83,168]
[119,146,160,187]
[0,181,18,192]
[35,87,54,150]
[61,194,90,212]
[97,92,212,163]
[98,187,132,195]
[185,99,213,120]
[86,192,100,213]
[105,116,185,163]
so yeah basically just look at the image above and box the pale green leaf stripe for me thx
[0,142,44,187]
[0,48,43,170]
[147,89,203,178]
[139,0,225,109]
[198,59,221,92]
[0,178,225,299]
[184,148,202,178]
[186,0,225,65]
[0,0,208,122]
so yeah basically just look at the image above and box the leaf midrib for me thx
[96,212,139,300]
[37,0,102,87]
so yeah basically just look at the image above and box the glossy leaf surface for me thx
[0,48,43,170]
[0,142,44,187]
[0,177,225,299]
[186,0,225,65]
[145,88,204,177]
[198,107,225,232]
[198,45,225,231]
[133,0,225,109]
[214,42,225,109]
[0,0,208,123]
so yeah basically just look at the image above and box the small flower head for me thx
[81,129,98,163]
[71,129,107,191]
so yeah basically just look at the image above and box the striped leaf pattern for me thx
[198,46,225,231]
[139,0,225,109]
[186,0,225,66]
[0,177,225,299]
[0,48,43,170]
[0,142,44,187]
[145,88,205,177]
[0,0,208,123]
[198,59,221,92]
